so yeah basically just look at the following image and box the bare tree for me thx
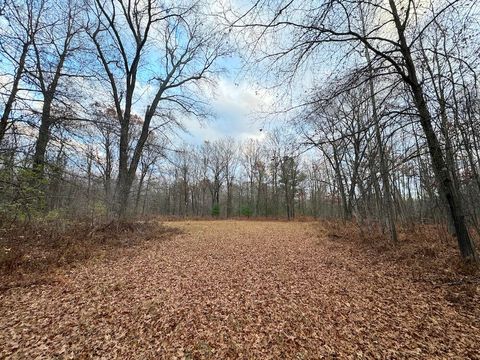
[233,0,478,261]
[27,0,85,173]
[88,0,228,218]
[0,0,44,145]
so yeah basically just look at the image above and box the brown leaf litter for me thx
[1,220,479,359]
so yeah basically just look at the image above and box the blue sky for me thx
[179,60,272,144]
[0,0,283,148]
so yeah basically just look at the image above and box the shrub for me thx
[211,204,220,217]
[241,206,253,218]
[0,219,180,284]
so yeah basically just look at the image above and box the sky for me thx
[162,0,293,146]
[180,76,269,144]
[116,0,281,147]
[127,52,276,146]
[0,0,298,150]
[0,0,326,156]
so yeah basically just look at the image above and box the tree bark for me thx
[388,0,476,260]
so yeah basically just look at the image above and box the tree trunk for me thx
[115,122,131,219]
[134,172,147,215]
[388,0,476,260]
[32,96,54,173]
[363,40,398,242]
[0,42,30,145]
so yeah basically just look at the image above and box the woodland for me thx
[1,0,480,358]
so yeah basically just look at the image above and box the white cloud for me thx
[179,76,273,143]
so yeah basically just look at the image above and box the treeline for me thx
[1,0,480,261]
[232,0,480,261]
[151,132,480,225]
[0,0,229,220]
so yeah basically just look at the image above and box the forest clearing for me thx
[2,0,480,357]
[1,220,479,358]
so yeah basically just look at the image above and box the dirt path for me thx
[1,221,479,359]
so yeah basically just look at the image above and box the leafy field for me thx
[1,220,479,358]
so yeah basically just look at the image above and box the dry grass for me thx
[321,219,479,275]
[320,219,480,311]
[1,220,479,358]
[0,219,180,290]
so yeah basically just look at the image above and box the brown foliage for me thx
[0,219,179,290]
[321,220,480,309]
[321,220,479,272]
[1,220,479,358]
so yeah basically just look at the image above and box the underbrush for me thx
[0,217,180,290]
[156,215,319,222]
[319,219,480,309]
[320,219,479,270]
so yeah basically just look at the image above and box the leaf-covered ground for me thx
[1,220,479,359]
